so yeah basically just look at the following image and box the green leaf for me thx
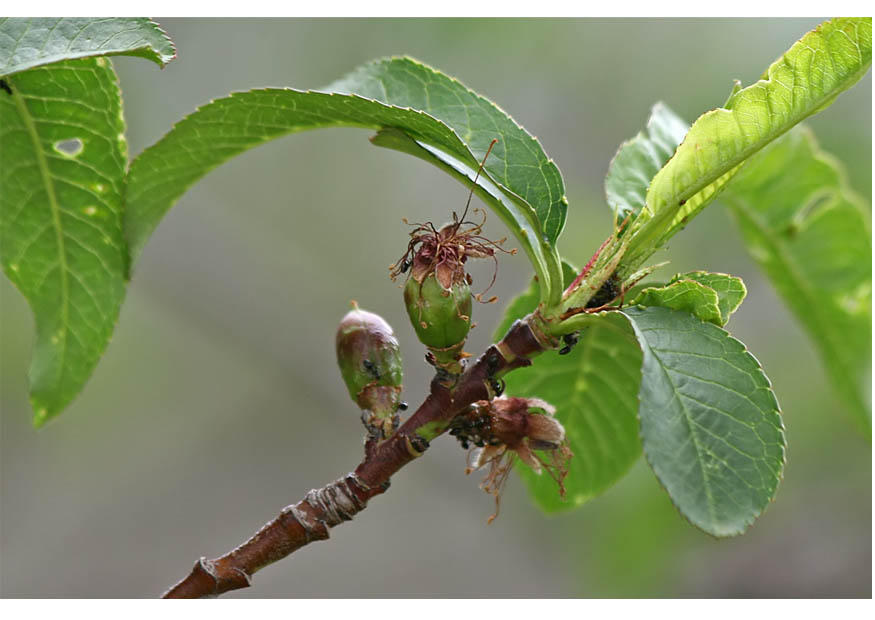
[623,17,872,274]
[493,265,643,511]
[724,126,871,433]
[622,306,786,537]
[630,280,723,326]
[124,57,565,305]
[0,58,128,426]
[330,58,568,246]
[0,18,176,77]
[667,271,747,326]
[604,102,689,220]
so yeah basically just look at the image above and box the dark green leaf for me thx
[724,126,871,433]
[125,57,565,305]
[622,306,786,537]
[0,18,175,77]
[329,58,568,245]
[0,58,128,426]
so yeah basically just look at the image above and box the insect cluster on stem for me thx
[450,396,572,523]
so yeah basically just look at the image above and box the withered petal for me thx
[515,442,542,474]
[436,262,455,290]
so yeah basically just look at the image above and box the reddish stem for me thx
[162,319,546,598]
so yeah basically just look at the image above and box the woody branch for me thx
[162,317,551,598]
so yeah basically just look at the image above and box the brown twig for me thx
[162,318,549,598]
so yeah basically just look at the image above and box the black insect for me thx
[486,351,501,373]
[397,401,408,411]
[586,273,622,308]
[398,258,412,274]
[483,351,505,396]
[409,434,430,453]
[448,406,495,451]
[0,79,12,96]
[558,332,579,356]
[362,359,381,381]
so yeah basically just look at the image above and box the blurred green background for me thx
[1,18,871,597]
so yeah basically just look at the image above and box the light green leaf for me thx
[667,271,747,326]
[630,280,723,326]
[622,306,786,537]
[604,102,688,220]
[0,18,175,77]
[493,266,643,512]
[0,58,128,426]
[124,57,565,305]
[623,17,872,274]
[724,126,871,433]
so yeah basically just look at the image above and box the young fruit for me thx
[391,140,514,375]
[403,273,472,371]
[335,303,404,439]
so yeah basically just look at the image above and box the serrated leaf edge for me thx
[619,308,787,538]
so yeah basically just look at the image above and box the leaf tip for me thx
[31,405,50,429]
[146,18,178,67]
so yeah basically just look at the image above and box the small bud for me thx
[336,304,404,439]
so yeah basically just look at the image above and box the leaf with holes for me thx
[724,126,871,433]
[622,306,786,537]
[621,17,872,275]
[493,265,643,511]
[125,57,566,305]
[0,17,175,77]
[0,58,129,426]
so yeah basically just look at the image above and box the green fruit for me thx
[336,305,403,437]
[403,274,472,350]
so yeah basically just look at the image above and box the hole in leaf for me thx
[54,138,83,157]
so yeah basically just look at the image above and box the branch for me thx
[162,318,551,598]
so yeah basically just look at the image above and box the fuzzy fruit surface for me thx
[336,307,403,415]
[403,273,472,350]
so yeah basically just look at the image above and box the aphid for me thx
[0,79,12,96]
[586,273,623,309]
[486,350,501,373]
[558,332,579,355]
[362,359,381,381]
